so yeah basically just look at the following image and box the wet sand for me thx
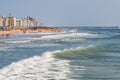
[0,27,62,37]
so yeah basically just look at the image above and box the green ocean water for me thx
[0,27,120,80]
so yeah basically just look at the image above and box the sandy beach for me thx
[0,27,62,37]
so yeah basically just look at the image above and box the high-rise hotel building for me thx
[8,17,16,27]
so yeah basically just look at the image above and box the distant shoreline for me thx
[59,26,119,29]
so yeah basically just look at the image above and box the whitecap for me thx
[0,50,71,80]
[41,32,97,40]
[4,40,31,44]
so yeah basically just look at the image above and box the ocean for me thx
[0,27,120,80]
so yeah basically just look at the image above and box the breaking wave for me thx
[53,45,120,60]
[41,32,97,39]
[0,51,71,80]
[0,44,120,79]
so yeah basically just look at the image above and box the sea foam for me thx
[0,50,70,80]
[41,32,97,39]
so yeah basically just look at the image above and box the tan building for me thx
[0,16,4,27]
[27,19,31,27]
[18,19,23,27]
[8,17,16,27]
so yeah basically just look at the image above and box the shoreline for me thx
[0,27,62,37]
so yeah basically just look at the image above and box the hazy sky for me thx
[0,0,120,26]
